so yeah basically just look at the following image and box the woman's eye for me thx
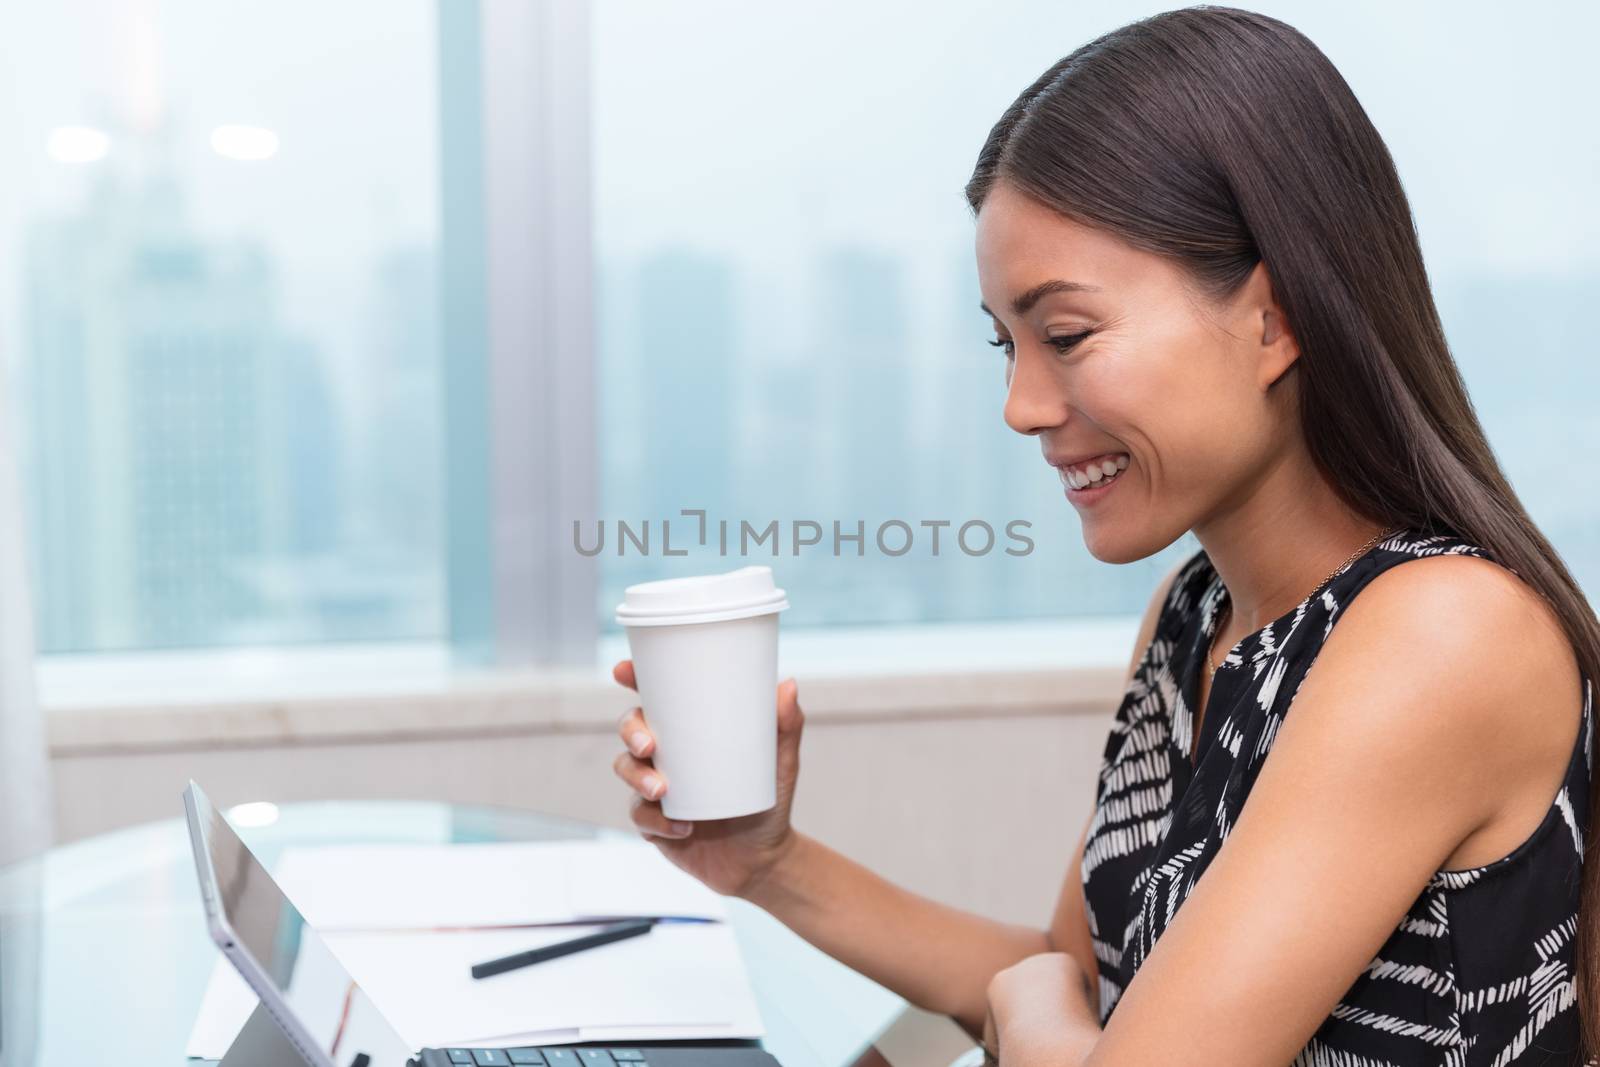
[1047,331,1092,354]
[987,331,1092,358]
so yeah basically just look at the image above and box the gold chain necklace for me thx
[1206,525,1401,678]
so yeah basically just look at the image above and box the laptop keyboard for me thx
[443,1048,651,1067]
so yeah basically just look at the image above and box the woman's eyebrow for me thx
[979,279,1102,319]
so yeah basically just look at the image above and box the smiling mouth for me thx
[1058,452,1130,491]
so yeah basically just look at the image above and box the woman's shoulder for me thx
[1353,548,1572,677]
[1318,547,1585,814]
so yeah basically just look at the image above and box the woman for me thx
[612,6,1600,1064]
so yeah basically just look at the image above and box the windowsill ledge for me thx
[42,616,1138,756]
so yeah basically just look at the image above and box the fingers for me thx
[612,749,667,801]
[776,676,804,735]
[612,659,638,692]
[629,796,694,839]
[616,706,655,758]
[613,698,687,840]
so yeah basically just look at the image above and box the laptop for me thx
[182,781,783,1067]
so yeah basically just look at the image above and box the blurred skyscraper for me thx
[22,126,346,650]
[600,248,738,595]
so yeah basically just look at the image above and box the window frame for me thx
[442,0,598,667]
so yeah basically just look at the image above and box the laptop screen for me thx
[188,783,416,1067]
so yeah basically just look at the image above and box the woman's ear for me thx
[1259,305,1300,391]
[1246,262,1299,391]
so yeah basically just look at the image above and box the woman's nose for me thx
[1003,348,1070,436]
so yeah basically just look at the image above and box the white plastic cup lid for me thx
[615,565,790,627]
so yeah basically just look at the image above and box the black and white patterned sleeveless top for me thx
[1082,527,1594,1065]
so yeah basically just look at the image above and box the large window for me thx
[1,2,445,652]
[2,1,1594,663]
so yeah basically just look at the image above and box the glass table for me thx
[0,800,949,1066]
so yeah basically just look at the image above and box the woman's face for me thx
[974,180,1300,563]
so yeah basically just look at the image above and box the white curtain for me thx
[0,369,47,1066]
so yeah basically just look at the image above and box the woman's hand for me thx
[984,953,1098,1066]
[611,658,804,898]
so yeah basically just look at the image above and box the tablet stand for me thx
[217,1002,393,1067]
[218,1003,310,1067]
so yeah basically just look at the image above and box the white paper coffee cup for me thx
[615,566,790,821]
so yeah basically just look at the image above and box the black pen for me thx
[470,918,656,980]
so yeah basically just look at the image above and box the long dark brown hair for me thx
[967,4,1600,1055]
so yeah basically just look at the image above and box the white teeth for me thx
[1062,452,1129,489]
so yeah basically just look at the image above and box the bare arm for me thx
[739,558,1189,1038]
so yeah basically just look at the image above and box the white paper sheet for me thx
[270,840,728,930]
[324,922,764,1048]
